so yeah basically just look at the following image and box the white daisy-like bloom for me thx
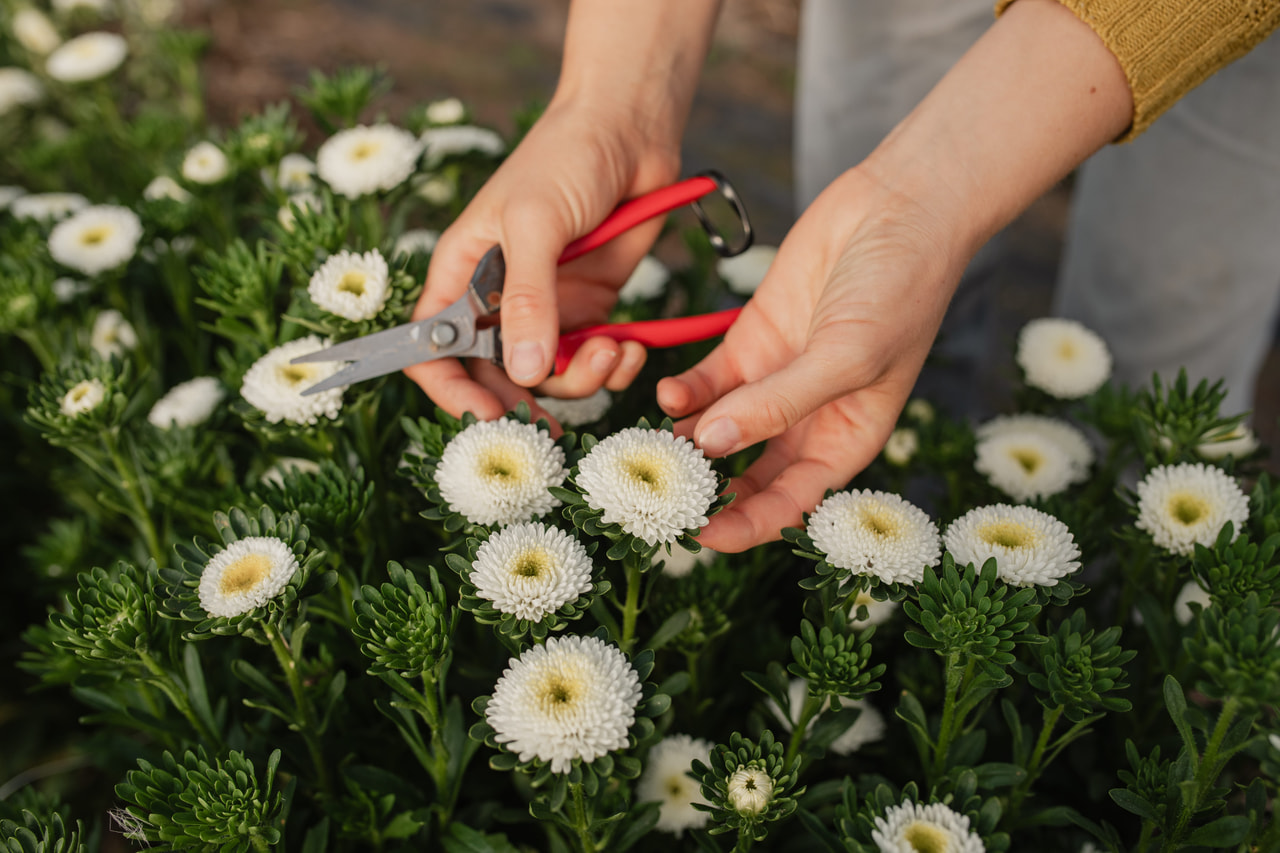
[275,153,315,193]
[469,521,594,622]
[1174,580,1211,626]
[1197,423,1259,461]
[316,124,421,199]
[485,634,641,774]
[435,418,567,526]
[849,590,898,628]
[806,490,941,585]
[717,244,777,295]
[0,68,42,115]
[415,173,455,205]
[883,428,918,466]
[260,456,321,487]
[535,388,612,428]
[904,399,935,424]
[1135,463,1249,556]
[655,542,716,578]
[60,378,105,416]
[51,277,90,302]
[392,228,439,258]
[197,536,299,618]
[0,185,26,210]
[576,427,718,545]
[181,141,230,185]
[307,249,390,322]
[766,680,887,757]
[617,255,669,302]
[974,415,1093,502]
[419,124,505,166]
[12,191,88,221]
[1016,317,1112,400]
[636,734,713,837]
[424,97,466,125]
[126,0,176,26]
[46,31,127,82]
[276,191,322,231]
[12,8,60,54]
[726,766,773,815]
[89,309,137,359]
[872,800,985,853]
[240,335,346,425]
[147,376,224,429]
[48,205,142,276]
[944,504,1082,587]
[52,0,113,13]
[143,175,192,203]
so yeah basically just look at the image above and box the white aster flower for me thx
[307,249,390,322]
[414,173,455,205]
[974,415,1093,502]
[767,680,886,757]
[60,378,105,416]
[48,205,142,276]
[1016,317,1112,399]
[717,244,777,295]
[435,418,567,526]
[260,456,321,487]
[654,541,716,578]
[392,228,439,258]
[419,124,505,166]
[181,141,229,184]
[636,734,713,837]
[872,800,985,853]
[883,428,918,466]
[424,96,466,124]
[12,191,88,221]
[535,388,611,428]
[470,521,594,622]
[0,185,26,210]
[240,335,346,425]
[904,398,935,424]
[275,153,315,193]
[197,536,299,618]
[617,255,669,302]
[944,504,1081,587]
[51,276,90,302]
[1135,463,1249,556]
[1174,580,1211,626]
[143,175,191,203]
[89,309,137,359]
[485,634,641,774]
[806,490,941,585]
[148,376,223,429]
[12,8,60,54]
[125,0,176,25]
[276,191,322,231]
[576,427,718,545]
[46,31,127,82]
[726,767,773,815]
[849,590,898,628]
[1197,423,1259,461]
[0,68,42,115]
[316,124,421,199]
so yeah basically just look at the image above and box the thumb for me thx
[498,202,573,385]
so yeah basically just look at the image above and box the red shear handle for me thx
[554,308,741,374]
[558,175,718,265]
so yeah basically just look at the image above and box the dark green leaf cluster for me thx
[1191,524,1280,609]
[24,357,133,446]
[1017,609,1135,722]
[251,458,374,539]
[1110,741,1181,829]
[692,729,803,843]
[648,559,737,654]
[1185,594,1280,707]
[353,562,451,678]
[194,239,284,354]
[114,748,284,852]
[1248,474,1280,539]
[0,243,49,335]
[43,561,161,675]
[0,811,86,853]
[296,66,391,132]
[833,777,1010,853]
[1133,370,1242,467]
[268,192,352,283]
[788,616,885,702]
[222,101,301,170]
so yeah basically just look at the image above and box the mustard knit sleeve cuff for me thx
[995,0,1280,141]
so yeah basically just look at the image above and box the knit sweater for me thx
[996,0,1280,140]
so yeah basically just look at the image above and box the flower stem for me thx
[265,624,333,800]
[784,693,824,771]
[931,653,971,781]
[1172,696,1241,843]
[1008,705,1063,817]
[101,428,164,565]
[571,783,594,853]
[620,553,644,652]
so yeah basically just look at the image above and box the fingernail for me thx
[590,347,618,375]
[697,417,740,456]
[507,341,545,381]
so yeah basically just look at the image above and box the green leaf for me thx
[382,811,424,840]
[1163,676,1197,760]
[645,609,692,651]
[1183,815,1252,847]
[1109,789,1159,822]
[441,822,521,853]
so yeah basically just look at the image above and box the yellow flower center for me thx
[68,381,94,404]
[479,446,525,482]
[278,363,318,387]
[219,553,272,595]
[857,506,901,538]
[536,668,586,718]
[903,821,949,853]
[1011,446,1043,474]
[1056,339,1078,361]
[78,225,112,246]
[621,451,667,492]
[512,547,552,579]
[666,776,687,797]
[978,519,1038,550]
[350,140,382,161]
[1168,491,1210,526]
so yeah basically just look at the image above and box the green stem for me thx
[101,429,165,565]
[732,830,756,853]
[620,554,643,652]
[136,649,222,748]
[250,835,271,853]
[1008,705,1063,817]
[571,783,594,853]
[931,654,972,781]
[1172,696,1242,842]
[265,624,333,800]
[14,329,56,371]
[784,694,824,771]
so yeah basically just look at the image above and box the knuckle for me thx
[498,288,549,325]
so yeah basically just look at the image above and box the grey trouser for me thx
[796,0,1280,416]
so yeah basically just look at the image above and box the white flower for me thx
[48,205,142,276]
[148,377,223,429]
[726,767,773,815]
[89,309,137,359]
[974,415,1093,502]
[197,536,299,618]
[143,175,192,203]
[535,388,611,428]
[419,124,504,166]
[485,634,641,774]
[316,124,421,199]
[0,185,26,210]
[576,427,718,545]
[0,68,43,115]
[654,542,715,578]
[181,141,229,184]
[51,277,90,302]
[392,228,439,258]
[469,521,594,622]
[636,734,713,837]
[275,153,315,193]
[872,800,985,853]
[717,244,777,295]
[424,97,466,124]
[240,335,346,425]
[60,378,105,416]
[307,249,390,322]
[1197,423,1259,461]
[806,490,941,585]
[904,399,935,424]
[414,173,455,205]
[1135,463,1249,556]
[276,192,321,231]
[944,504,1082,587]
[1016,317,1112,399]
[435,418,567,526]
[883,428,918,466]
[617,256,669,302]
[53,0,113,14]
[12,192,88,221]
[260,457,321,487]
[849,590,898,628]
[125,0,175,25]
[1174,580,1211,626]
[767,679,886,757]
[46,32,127,82]
[12,8,60,54]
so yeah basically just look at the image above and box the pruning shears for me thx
[293,171,753,396]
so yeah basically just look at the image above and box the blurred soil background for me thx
[180,0,1277,458]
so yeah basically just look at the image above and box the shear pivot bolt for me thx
[430,322,458,348]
